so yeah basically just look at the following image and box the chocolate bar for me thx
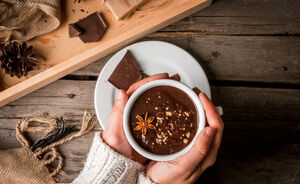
[70,12,107,43]
[108,50,142,90]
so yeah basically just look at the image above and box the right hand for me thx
[145,92,224,184]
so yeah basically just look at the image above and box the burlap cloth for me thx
[0,0,61,42]
[0,111,96,184]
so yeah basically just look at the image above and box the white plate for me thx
[94,41,211,129]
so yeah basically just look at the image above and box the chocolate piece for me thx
[192,87,201,95]
[108,50,142,90]
[68,24,82,38]
[74,12,107,43]
[130,86,198,155]
[170,73,181,81]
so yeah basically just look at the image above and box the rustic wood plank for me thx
[162,0,300,35]
[222,121,300,144]
[1,80,299,128]
[199,144,300,184]
[0,80,96,120]
[1,130,299,183]
[211,86,300,121]
[194,0,300,18]
[72,33,300,84]
[163,16,300,35]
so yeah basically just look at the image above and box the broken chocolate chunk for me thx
[192,87,201,95]
[74,12,107,43]
[108,50,142,90]
[68,24,82,38]
[170,73,181,81]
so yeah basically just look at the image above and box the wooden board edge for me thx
[0,0,212,107]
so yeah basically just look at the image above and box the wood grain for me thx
[71,33,300,84]
[163,0,300,35]
[195,0,300,18]
[1,80,299,126]
[199,144,300,184]
[163,16,300,35]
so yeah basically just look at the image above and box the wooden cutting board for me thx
[0,0,212,107]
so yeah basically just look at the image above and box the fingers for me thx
[199,92,224,169]
[126,73,169,96]
[199,92,223,128]
[103,90,147,163]
[105,89,128,134]
[176,127,215,171]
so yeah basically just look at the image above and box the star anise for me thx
[134,112,156,135]
[0,41,38,78]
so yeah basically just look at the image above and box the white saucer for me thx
[94,41,211,129]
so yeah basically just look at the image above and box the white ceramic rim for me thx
[123,79,205,161]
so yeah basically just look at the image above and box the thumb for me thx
[177,127,215,170]
[106,89,128,131]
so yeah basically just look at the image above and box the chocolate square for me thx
[74,12,107,43]
[108,50,142,90]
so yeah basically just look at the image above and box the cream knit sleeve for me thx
[72,132,154,184]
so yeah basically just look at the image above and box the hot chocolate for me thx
[129,86,198,155]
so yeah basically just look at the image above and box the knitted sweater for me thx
[73,132,154,184]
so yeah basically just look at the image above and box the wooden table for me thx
[1,0,299,183]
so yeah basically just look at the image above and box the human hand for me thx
[102,73,171,164]
[145,92,224,184]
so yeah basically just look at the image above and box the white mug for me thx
[123,79,206,161]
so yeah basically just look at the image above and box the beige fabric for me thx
[0,111,96,184]
[0,0,61,42]
[0,147,56,184]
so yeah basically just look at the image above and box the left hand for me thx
[102,73,170,164]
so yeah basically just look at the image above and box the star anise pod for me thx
[0,41,38,78]
[134,112,156,135]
